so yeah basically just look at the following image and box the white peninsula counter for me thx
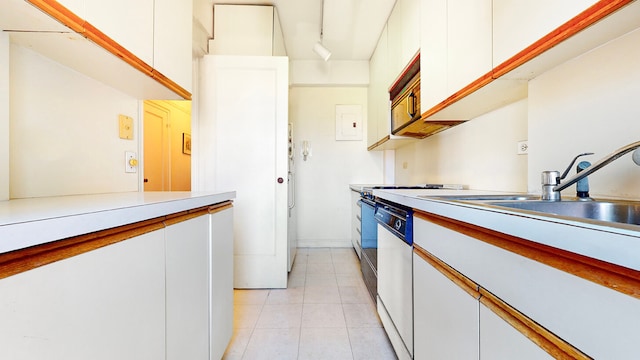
[0,191,235,253]
[0,191,236,360]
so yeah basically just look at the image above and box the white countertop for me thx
[0,191,236,254]
[373,188,640,272]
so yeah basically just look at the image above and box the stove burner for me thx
[370,185,444,190]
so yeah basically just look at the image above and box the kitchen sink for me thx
[484,200,640,226]
[422,194,541,201]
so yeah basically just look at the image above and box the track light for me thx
[313,41,332,61]
[314,0,331,61]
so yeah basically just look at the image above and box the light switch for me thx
[125,151,138,173]
[119,115,134,140]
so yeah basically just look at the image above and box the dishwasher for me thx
[375,198,413,360]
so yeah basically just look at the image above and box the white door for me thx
[198,55,289,288]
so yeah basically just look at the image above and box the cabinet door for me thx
[210,207,234,360]
[367,25,389,148]
[154,0,193,92]
[350,191,362,258]
[400,0,420,66]
[420,0,448,111]
[480,304,553,360]
[56,0,85,17]
[386,2,403,82]
[0,230,166,360]
[84,0,154,65]
[492,0,598,66]
[413,252,479,359]
[165,215,210,360]
[447,0,492,94]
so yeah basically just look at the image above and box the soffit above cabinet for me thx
[1,0,189,100]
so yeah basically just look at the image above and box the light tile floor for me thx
[223,247,397,360]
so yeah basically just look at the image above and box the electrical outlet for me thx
[125,151,138,173]
[517,141,529,155]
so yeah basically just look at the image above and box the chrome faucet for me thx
[541,140,640,201]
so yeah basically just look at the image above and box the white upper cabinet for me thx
[154,0,193,92]
[367,25,392,149]
[400,0,421,67]
[209,5,286,56]
[420,0,448,112]
[446,0,492,94]
[55,0,85,18]
[419,0,492,112]
[386,2,403,84]
[387,0,421,86]
[7,0,193,98]
[492,0,598,66]
[85,0,155,66]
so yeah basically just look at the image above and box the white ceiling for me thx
[211,0,397,61]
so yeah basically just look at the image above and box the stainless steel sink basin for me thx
[485,200,640,225]
[422,194,541,201]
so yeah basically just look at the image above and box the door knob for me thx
[277,177,284,184]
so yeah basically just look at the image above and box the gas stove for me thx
[360,184,461,200]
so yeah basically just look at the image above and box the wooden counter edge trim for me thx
[413,210,640,300]
[420,0,632,121]
[26,0,192,101]
[0,201,232,280]
[413,244,480,299]
[479,289,592,360]
[209,201,234,214]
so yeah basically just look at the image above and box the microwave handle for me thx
[407,91,417,118]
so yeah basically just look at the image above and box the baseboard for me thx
[297,239,352,248]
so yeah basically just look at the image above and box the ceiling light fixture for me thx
[313,0,332,61]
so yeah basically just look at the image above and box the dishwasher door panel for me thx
[377,223,413,357]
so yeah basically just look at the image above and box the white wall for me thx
[0,33,9,201]
[395,99,528,192]
[9,44,140,198]
[290,60,369,86]
[290,87,383,247]
[528,27,640,199]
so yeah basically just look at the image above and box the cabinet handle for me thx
[407,91,417,118]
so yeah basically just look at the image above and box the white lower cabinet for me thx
[166,209,234,360]
[209,207,234,359]
[0,230,167,360]
[413,252,479,359]
[413,213,640,359]
[413,246,553,360]
[0,208,234,360]
[479,304,552,360]
[166,215,210,360]
[350,190,361,258]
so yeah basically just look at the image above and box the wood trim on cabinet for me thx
[26,0,192,100]
[480,289,591,360]
[414,210,640,300]
[0,201,233,280]
[414,244,480,299]
[420,0,633,121]
[209,201,234,215]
